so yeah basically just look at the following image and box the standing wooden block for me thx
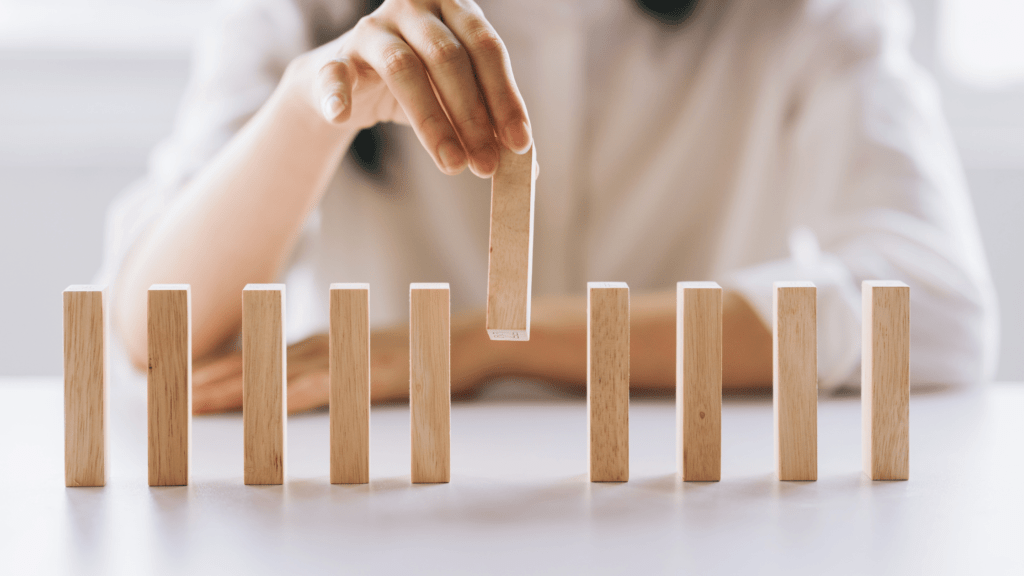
[486,145,536,341]
[148,285,191,486]
[676,282,722,482]
[329,283,370,484]
[862,281,910,481]
[64,285,107,487]
[773,282,817,481]
[243,284,286,485]
[587,282,630,482]
[410,283,451,483]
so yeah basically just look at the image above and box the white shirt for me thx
[98,0,1000,391]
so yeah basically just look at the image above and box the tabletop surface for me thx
[1,376,1022,575]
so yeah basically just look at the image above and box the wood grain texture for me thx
[773,282,817,481]
[676,282,722,482]
[64,285,107,487]
[329,283,370,484]
[410,283,451,483]
[147,285,191,486]
[485,145,536,341]
[862,281,910,481]
[587,282,630,482]
[243,284,286,485]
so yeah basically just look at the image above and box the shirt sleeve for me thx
[723,0,999,392]
[94,0,312,291]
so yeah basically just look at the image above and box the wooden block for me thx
[862,281,910,481]
[148,284,191,486]
[410,283,451,483]
[587,282,630,482]
[485,145,536,341]
[773,282,817,481]
[64,285,107,487]
[676,282,722,482]
[242,284,286,485]
[329,283,370,484]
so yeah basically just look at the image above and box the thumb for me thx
[316,58,354,124]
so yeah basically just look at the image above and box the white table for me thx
[1,377,1022,575]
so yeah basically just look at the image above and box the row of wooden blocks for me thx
[63,280,909,487]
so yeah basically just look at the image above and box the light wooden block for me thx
[485,145,536,341]
[862,281,910,481]
[64,285,108,487]
[329,283,370,484]
[773,282,817,481]
[587,282,630,482]
[410,283,451,483]
[148,284,191,486]
[676,282,722,482]
[243,284,286,485]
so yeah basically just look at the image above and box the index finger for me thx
[440,1,532,153]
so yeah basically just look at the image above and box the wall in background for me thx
[0,0,1021,379]
[0,0,207,376]
[0,54,191,375]
[915,0,1024,380]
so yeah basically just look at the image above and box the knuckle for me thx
[437,0,461,12]
[454,110,491,132]
[464,25,503,54]
[420,111,450,134]
[381,45,419,77]
[444,0,478,14]
[424,37,465,68]
[318,59,346,81]
[356,14,383,32]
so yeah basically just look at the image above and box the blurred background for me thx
[0,0,1021,378]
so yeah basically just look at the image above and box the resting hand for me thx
[192,334,323,414]
[285,0,533,178]
[192,312,494,414]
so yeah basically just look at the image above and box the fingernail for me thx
[438,139,466,173]
[475,145,498,177]
[322,94,343,121]
[504,121,531,154]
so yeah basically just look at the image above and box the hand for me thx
[192,334,337,414]
[192,311,495,414]
[285,0,533,178]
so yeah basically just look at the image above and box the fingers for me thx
[191,337,331,414]
[340,1,530,177]
[193,380,243,414]
[288,333,328,359]
[286,371,330,413]
[193,352,243,414]
[316,58,354,124]
[189,326,413,414]
[193,359,244,415]
[284,334,330,412]
[440,0,532,154]
[370,327,411,402]
[396,13,499,177]
[358,22,469,175]
[194,352,243,385]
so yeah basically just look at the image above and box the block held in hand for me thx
[486,145,536,341]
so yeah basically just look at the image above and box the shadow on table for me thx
[93,470,894,531]
[64,488,106,556]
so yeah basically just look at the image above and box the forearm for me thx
[115,69,357,368]
[484,290,772,391]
